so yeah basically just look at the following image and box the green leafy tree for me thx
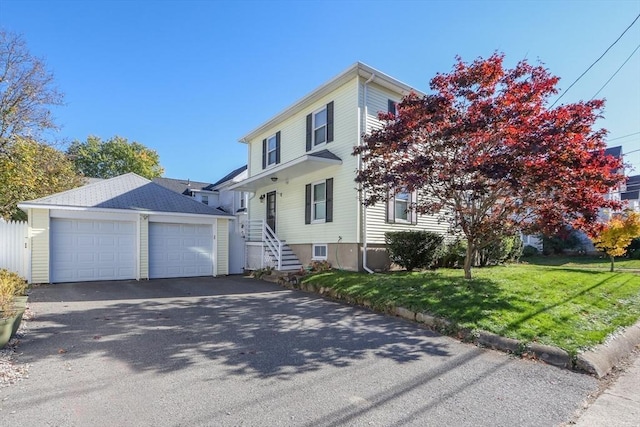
[0,29,64,154]
[67,135,164,179]
[0,137,82,220]
[592,211,640,272]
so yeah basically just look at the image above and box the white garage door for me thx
[149,223,214,279]
[50,219,136,283]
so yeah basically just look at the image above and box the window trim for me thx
[393,191,410,223]
[201,195,209,205]
[266,133,278,166]
[387,188,417,224]
[312,106,327,147]
[312,244,328,260]
[311,180,327,223]
[305,178,333,224]
[262,131,281,169]
[306,101,333,151]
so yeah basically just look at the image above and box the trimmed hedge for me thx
[385,231,444,271]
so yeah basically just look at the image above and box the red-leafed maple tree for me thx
[354,53,625,279]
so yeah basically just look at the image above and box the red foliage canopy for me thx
[354,53,624,275]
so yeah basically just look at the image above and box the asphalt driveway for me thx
[2,276,597,426]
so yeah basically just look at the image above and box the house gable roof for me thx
[239,62,422,143]
[605,145,622,158]
[20,173,232,216]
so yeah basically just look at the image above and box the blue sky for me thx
[1,0,639,182]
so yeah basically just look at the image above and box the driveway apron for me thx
[1,276,597,426]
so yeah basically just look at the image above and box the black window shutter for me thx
[306,113,312,151]
[262,138,267,169]
[410,190,418,225]
[386,189,395,223]
[325,178,333,222]
[326,101,334,143]
[388,99,396,114]
[275,131,281,164]
[305,184,312,224]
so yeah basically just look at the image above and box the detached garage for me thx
[18,173,233,284]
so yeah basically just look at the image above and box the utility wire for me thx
[607,132,640,142]
[551,13,640,107]
[591,43,640,99]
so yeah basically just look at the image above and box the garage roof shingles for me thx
[23,173,231,216]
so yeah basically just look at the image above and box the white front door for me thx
[149,223,214,279]
[50,219,136,283]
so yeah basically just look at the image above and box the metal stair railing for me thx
[262,221,282,271]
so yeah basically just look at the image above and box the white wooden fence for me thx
[0,220,30,281]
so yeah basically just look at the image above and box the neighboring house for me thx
[229,62,449,272]
[621,174,640,211]
[155,166,249,274]
[18,173,233,284]
[153,177,218,206]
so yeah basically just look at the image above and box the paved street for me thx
[1,276,598,426]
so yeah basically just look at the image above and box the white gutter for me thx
[16,203,235,220]
[361,73,375,274]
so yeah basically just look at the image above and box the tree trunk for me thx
[464,243,474,279]
[610,255,615,272]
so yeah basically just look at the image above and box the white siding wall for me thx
[139,214,149,279]
[248,77,361,244]
[217,219,229,275]
[29,208,50,284]
[362,81,450,244]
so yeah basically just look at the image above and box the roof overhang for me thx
[228,151,342,192]
[17,203,234,220]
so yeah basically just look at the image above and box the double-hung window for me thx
[387,188,417,224]
[306,101,334,150]
[313,108,327,145]
[313,181,326,222]
[305,178,333,224]
[394,192,410,222]
[262,131,281,169]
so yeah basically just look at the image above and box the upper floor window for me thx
[313,108,327,145]
[239,191,246,209]
[306,101,334,151]
[388,99,398,116]
[262,131,281,169]
[201,195,209,205]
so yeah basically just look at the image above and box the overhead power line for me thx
[591,43,640,99]
[551,13,640,108]
[607,132,640,142]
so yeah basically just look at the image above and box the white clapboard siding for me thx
[0,220,30,281]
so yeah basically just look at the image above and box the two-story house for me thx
[229,62,448,272]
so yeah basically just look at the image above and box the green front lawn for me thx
[303,263,640,356]
[525,255,640,270]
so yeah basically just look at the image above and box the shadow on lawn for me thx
[500,273,631,338]
[22,278,451,378]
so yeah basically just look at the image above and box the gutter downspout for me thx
[360,72,375,274]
